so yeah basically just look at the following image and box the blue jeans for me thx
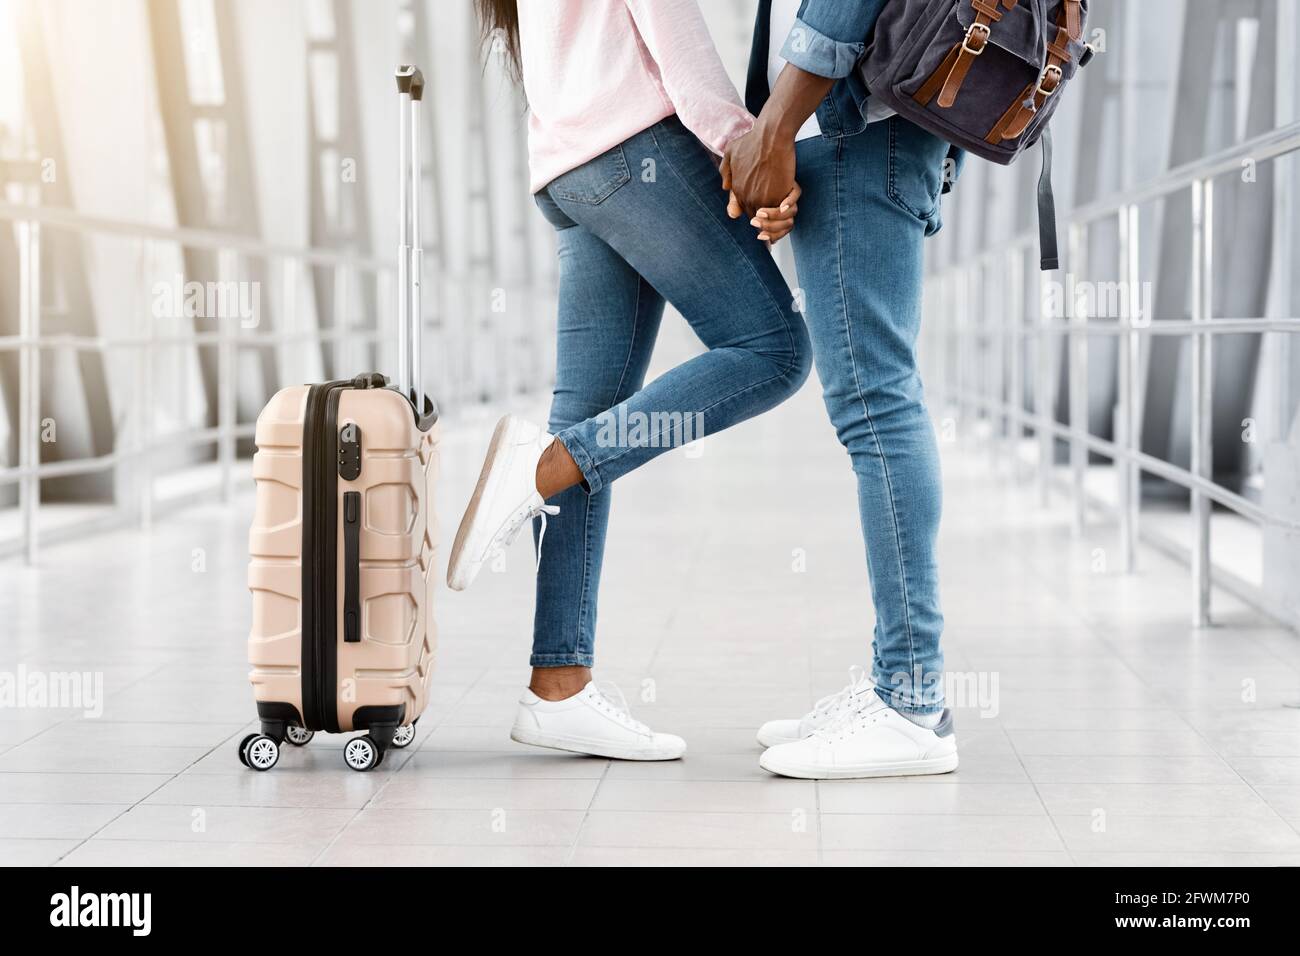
[789,117,950,715]
[530,116,812,668]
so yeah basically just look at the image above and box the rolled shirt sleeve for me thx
[623,0,754,155]
[779,0,888,79]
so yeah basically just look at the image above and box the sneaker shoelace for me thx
[809,665,872,721]
[592,681,650,735]
[495,497,560,570]
[814,680,887,741]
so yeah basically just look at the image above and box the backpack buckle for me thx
[1037,65,1064,97]
[962,23,991,56]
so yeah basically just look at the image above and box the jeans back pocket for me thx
[886,117,950,235]
[548,145,632,205]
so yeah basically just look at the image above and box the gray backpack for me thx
[860,0,1093,270]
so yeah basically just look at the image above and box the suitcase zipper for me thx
[300,380,348,732]
[301,374,387,733]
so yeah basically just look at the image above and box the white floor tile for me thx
[591,779,814,813]
[819,781,1044,816]
[577,810,819,850]
[93,804,355,846]
[1054,814,1300,854]
[0,803,128,840]
[820,813,1065,852]
[370,777,599,811]
[57,840,321,867]
[0,838,80,866]
[315,843,570,866]
[337,808,584,846]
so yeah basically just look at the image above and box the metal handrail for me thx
[0,328,382,352]
[0,201,395,273]
[924,120,1300,629]
[0,201,556,563]
[0,203,397,540]
[951,122,1300,256]
[959,317,1300,337]
[950,388,1292,531]
[1070,121,1300,225]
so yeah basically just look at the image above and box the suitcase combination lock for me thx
[338,423,362,480]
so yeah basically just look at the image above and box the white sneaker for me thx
[759,689,957,779]
[510,681,687,761]
[447,415,560,591]
[756,665,874,747]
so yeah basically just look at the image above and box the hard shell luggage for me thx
[240,66,438,773]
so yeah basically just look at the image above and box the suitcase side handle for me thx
[343,491,361,643]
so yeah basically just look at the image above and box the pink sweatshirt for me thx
[516,0,754,193]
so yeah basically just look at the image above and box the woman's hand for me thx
[729,182,801,244]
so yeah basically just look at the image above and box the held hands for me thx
[728,182,801,243]
[721,122,801,244]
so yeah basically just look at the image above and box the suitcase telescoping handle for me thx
[395,65,424,411]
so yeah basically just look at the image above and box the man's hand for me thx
[724,62,836,219]
[722,119,797,218]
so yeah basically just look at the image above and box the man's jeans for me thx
[789,117,950,715]
[529,116,812,668]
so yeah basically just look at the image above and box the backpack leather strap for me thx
[1064,0,1083,41]
[915,44,964,106]
[1036,127,1059,270]
[935,0,1006,108]
[986,10,1075,143]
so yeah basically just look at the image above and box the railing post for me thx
[1007,248,1025,479]
[18,220,41,565]
[218,250,236,503]
[1190,178,1215,627]
[936,274,950,423]
[1126,205,1143,572]
[955,268,968,441]
[990,254,1005,471]
[334,262,349,376]
[977,261,982,447]
[1117,206,1135,573]
[1068,223,1088,534]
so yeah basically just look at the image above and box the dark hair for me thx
[474,0,521,81]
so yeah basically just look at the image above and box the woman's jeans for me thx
[530,116,811,668]
[789,117,950,716]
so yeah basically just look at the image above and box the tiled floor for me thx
[3,380,1300,867]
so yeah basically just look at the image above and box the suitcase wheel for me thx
[240,734,280,772]
[390,724,416,749]
[285,725,315,746]
[343,735,383,772]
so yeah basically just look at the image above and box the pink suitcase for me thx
[240,66,438,772]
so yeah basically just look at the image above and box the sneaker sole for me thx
[510,726,684,762]
[755,730,802,748]
[446,415,518,591]
[758,751,959,780]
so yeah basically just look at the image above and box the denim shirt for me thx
[745,0,964,189]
